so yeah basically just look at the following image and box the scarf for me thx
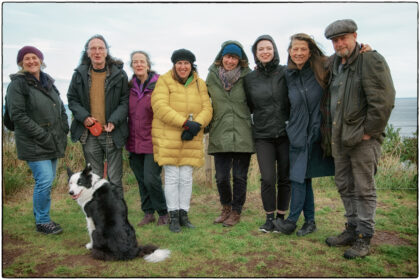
[218,66,241,91]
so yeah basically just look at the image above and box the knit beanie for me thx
[171,49,196,64]
[17,46,44,64]
[221,44,242,59]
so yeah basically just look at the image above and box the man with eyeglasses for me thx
[67,35,129,198]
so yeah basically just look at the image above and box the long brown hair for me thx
[287,33,328,89]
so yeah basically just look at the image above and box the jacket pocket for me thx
[286,122,307,149]
[34,133,56,155]
[342,115,365,147]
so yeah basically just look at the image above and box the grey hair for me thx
[129,50,153,71]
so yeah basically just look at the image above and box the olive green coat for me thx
[206,40,255,154]
[329,44,395,157]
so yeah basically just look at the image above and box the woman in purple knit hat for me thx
[5,46,69,235]
[126,51,168,227]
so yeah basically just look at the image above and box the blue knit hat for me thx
[221,44,242,59]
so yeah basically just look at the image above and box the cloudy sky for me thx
[2,2,418,104]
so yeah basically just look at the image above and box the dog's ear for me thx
[67,167,74,180]
[83,163,92,176]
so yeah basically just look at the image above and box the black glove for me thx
[183,120,202,136]
[181,130,194,141]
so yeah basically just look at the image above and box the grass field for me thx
[2,130,418,277]
[2,165,418,277]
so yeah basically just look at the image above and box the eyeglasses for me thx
[88,47,106,53]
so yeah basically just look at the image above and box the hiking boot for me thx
[214,205,232,224]
[343,233,372,259]
[223,210,240,227]
[259,218,275,233]
[325,223,357,247]
[272,218,297,235]
[137,213,156,227]
[169,210,181,233]
[157,214,169,226]
[297,220,317,237]
[36,221,63,235]
[179,209,195,228]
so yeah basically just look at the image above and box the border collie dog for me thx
[67,164,170,262]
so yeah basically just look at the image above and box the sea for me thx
[4,97,419,138]
[388,98,418,137]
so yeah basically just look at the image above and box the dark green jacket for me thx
[328,44,395,156]
[6,72,69,161]
[206,40,254,154]
[67,62,129,148]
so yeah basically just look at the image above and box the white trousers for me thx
[163,165,193,212]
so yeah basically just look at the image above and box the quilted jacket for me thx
[151,70,212,167]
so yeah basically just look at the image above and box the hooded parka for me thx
[206,40,254,154]
[6,72,69,161]
[67,62,129,149]
[151,70,213,167]
[243,35,290,139]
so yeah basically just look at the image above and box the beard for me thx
[335,48,350,58]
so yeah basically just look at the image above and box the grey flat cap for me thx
[324,19,358,39]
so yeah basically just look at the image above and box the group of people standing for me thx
[5,18,395,260]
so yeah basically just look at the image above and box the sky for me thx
[2,1,418,104]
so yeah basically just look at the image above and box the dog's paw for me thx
[86,243,93,250]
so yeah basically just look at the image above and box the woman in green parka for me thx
[206,41,254,227]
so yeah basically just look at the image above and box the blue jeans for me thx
[27,159,58,224]
[287,179,315,223]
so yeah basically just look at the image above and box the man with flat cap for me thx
[321,19,395,259]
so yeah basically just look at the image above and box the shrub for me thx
[401,131,418,165]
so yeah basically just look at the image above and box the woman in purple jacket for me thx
[126,51,168,226]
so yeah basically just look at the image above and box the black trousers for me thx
[214,152,252,214]
[255,137,291,212]
[129,153,167,216]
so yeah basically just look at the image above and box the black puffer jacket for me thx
[6,72,69,161]
[243,35,290,139]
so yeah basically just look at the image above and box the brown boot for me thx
[214,205,232,224]
[223,210,240,227]
[137,213,155,227]
[157,214,169,226]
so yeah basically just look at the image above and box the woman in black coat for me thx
[244,35,291,233]
[5,46,69,235]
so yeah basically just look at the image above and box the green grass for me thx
[2,130,418,277]
[2,181,418,277]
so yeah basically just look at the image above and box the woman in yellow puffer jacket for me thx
[151,49,212,233]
